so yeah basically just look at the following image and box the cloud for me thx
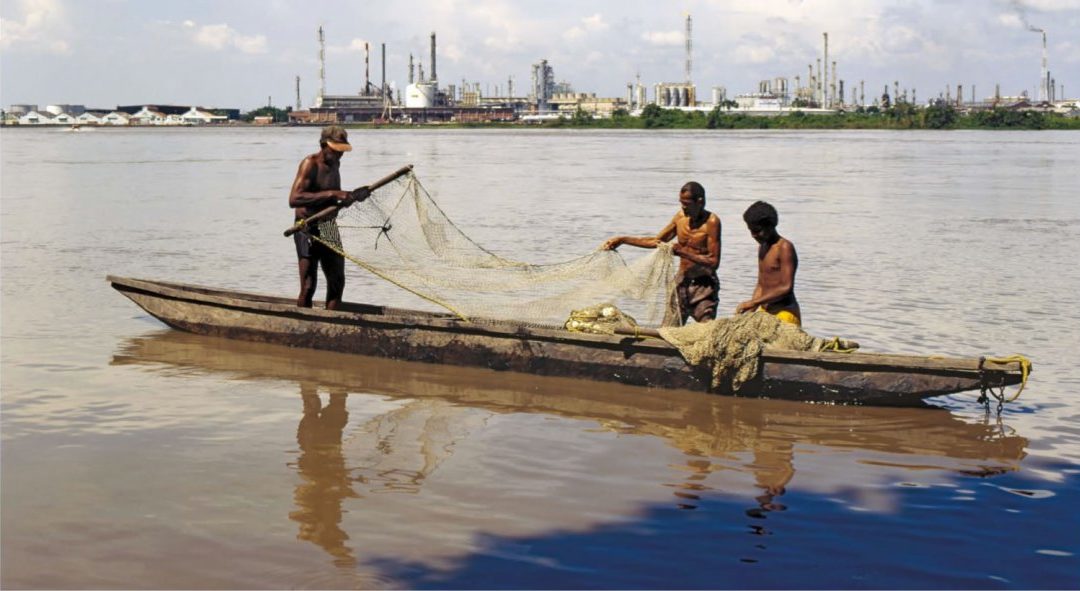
[642,30,683,46]
[327,38,372,54]
[0,0,70,53]
[733,45,776,65]
[187,21,267,54]
[998,12,1024,27]
[564,13,609,40]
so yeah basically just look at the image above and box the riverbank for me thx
[5,105,1077,131]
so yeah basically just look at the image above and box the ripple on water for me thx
[993,486,1055,499]
[1035,549,1074,557]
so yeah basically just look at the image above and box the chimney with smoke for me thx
[430,32,437,84]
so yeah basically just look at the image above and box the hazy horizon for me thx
[2,0,1078,112]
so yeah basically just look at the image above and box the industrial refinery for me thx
[282,15,1074,126]
[6,13,1076,127]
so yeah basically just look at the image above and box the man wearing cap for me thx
[288,125,370,310]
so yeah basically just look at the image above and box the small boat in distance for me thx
[108,275,1030,407]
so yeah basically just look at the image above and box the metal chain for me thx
[977,356,1006,416]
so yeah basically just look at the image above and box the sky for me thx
[2,0,1079,111]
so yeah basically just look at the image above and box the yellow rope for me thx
[820,336,859,353]
[983,354,1032,401]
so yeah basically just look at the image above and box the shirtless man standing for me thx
[288,126,370,310]
[602,181,721,324]
[735,201,801,326]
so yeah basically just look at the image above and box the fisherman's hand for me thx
[351,186,372,202]
[735,301,754,314]
[335,190,355,208]
[602,237,622,251]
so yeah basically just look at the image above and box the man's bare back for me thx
[736,201,800,325]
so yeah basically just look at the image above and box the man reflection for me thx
[289,384,358,568]
[747,441,795,517]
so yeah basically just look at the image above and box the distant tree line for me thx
[241,106,292,123]
[534,104,1080,130]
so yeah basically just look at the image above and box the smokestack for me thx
[430,32,437,83]
[409,54,414,84]
[1041,31,1048,102]
[816,58,822,105]
[831,60,837,108]
[860,80,864,106]
[364,42,370,95]
[957,84,963,107]
[685,14,693,84]
[823,33,829,107]
[381,43,386,99]
[295,75,301,110]
[317,26,326,102]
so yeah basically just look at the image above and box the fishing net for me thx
[659,311,858,391]
[309,170,680,327]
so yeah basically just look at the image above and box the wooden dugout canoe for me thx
[108,275,1030,407]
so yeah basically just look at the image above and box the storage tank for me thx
[405,82,436,108]
[681,87,690,107]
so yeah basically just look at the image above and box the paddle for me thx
[283,164,414,237]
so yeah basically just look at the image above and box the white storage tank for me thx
[405,83,436,108]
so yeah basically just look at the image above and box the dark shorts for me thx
[677,274,719,323]
[293,220,342,260]
[294,220,346,305]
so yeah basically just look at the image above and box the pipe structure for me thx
[430,32,437,83]
[317,26,326,101]
[685,14,693,84]
[823,33,829,107]
[831,60,837,108]
[816,58,822,105]
[1041,31,1048,102]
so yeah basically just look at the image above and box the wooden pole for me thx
[284,164,414,237]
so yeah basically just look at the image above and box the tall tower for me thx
[295,76,301,110]
[685,13,693,84]
[1040,30,1048,102]
[823,33,829,107]
[430,32,438,84]
[317,26,326,104]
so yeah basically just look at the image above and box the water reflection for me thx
[113,330,1030,568]
[290,385,357,568]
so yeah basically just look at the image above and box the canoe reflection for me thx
[113,330,1029,564]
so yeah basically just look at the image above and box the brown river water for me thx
[2,127,1078,589]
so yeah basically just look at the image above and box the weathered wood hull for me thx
[107,276,1028,406]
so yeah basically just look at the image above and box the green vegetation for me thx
[528,104,1080,131]
[241,106,291,123]
[340,104,1079,131]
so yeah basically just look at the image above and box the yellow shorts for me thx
[758,306,801,327]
